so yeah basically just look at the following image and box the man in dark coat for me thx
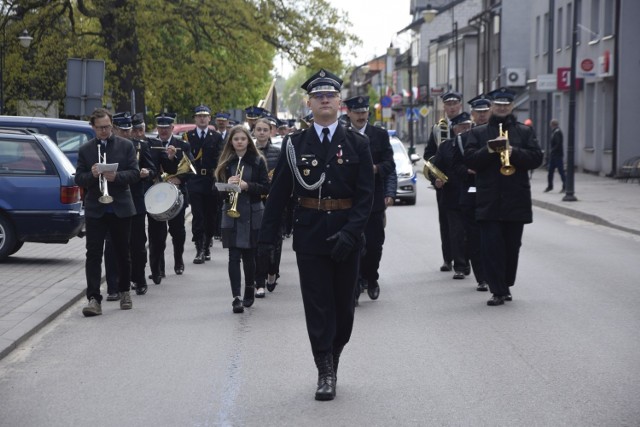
[75,108,140,316]
[344,95,395,302]
[423,91,464,272]
[186,105,223,264]
[464,88,543,306]
[545,118,566,193]
[258,69,374,401]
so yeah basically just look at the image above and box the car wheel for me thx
[0,215,17,261]
[10,241,24,255]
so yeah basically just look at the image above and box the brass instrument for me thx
[97,144,113,204]
[150,146,182,151]
[487,123,516,176]
[435,117,449,146]
[227,159,244,218]
[161,152,196,182]
[423,156,448,183]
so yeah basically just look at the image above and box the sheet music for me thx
[96,163,119,173]
[215,182,241,192]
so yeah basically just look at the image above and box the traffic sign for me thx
[391,94,402,106]
[419,106,429,117]
[381,96,392,108]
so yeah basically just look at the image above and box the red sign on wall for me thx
[557,67,571,91]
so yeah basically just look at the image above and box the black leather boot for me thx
[204,237,212,261]
[193,240,205,264]
[314,353,336,401]
[332,346,344,381]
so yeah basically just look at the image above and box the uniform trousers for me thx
[461,206,485,284]
[228,247,255,297]
[84,214,132,302]
[190,190,217,246]
[446,208,468,273]
[148,204,186,274]
[436,189,452,264]
[296,250,359,357]
[479,221,524,296]
[360,210,385,282]
[104,212,148,291]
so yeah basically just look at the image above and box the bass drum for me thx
[145,182,184,221]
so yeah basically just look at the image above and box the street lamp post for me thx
[408,45,415,155]
[563,1,578,202]
[0,29,33,114]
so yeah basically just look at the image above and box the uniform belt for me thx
[298,197,353,211]
[200,168,214,176]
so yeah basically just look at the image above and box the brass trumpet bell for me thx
[226,164,244,218]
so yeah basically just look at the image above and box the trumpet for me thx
[487,123,516,176]
[227,159,244,218]
[97,144,113,204]
[423,156,448,183]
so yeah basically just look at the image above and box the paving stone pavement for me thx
[1,172,638,359]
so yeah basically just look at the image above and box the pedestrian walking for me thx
[545,119,566,193]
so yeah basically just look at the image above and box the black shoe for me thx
[106,292,121,301]
[440,262,452,272]
[314,354,336,401]
[544,187,553,193]
[487,295,505,306]
[453,271,465,280]
[243,286,255,308]
[504,292,512,301]
[476,281,489,292]
[255,287,266,298]
[204,247,211,261]
[367,281,380,300]
[266,273,279,292]
[559,187,566,193]
[135,284,148,295]
[232,297,244,313]
[174,263,184,275]
[149,273,162,285]
[463,266,471,276]
[193,249,205,264]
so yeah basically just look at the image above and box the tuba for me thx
[97,144,113,204]
[162,152,196,182]
[487,123,516,176]
[423,156,448,183]
[226,158,244,218]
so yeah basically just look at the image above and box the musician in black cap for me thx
[147,113,194,283]
[464,88,543,306]
[185,105,223,264]
[430,112,473,281]
[344,95,395,303]
[259,69,374,401]
[244,106,265,132]
[423,91,464,273]
[215,111,230,140]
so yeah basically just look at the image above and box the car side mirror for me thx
[410,154,421,164]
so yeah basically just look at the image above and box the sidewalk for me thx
[1,172,639,360]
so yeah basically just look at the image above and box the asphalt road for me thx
[1,181,639,427]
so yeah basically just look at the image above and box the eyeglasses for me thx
[93,125,112,132]
[311,93,338,100]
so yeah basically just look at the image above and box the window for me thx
[603,0,614,36]
[56,130,89,155]
[566,3,573,48]
[535,16,541,55]
[584,83,595,149]
[0,139,53,175]
[590,0,600,41]
[557,7,564,50]
[543,12,549,54]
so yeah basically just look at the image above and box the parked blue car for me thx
[0,116,95,165]
[0,129,84,260]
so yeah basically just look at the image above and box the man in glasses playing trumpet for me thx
[463,88,543,306]
[75,108,140,317]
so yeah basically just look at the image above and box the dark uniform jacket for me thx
[363,124,395,213]
[185,127,223,194]
[259,124,374,255]
[433,134,466,210]
[464,114,543,223]
[454,130,478,209]
[220,153,269,249]
[159,135,194,198]
[75,135,139,219]
[131,138,157,214]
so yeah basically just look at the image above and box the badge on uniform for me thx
[303,169,310,176]
[311,159,318,167]
[336,146,343,164]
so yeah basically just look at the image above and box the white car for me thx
[388,130,420,205]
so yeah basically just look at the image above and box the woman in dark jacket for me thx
[464,88,543,306]
[214,125,269,313]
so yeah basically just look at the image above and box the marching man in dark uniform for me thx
[423,91,464,273]
[147,113,194,283]
[464,88,543,306]
[186,105,223,264]
[215,111,230,141]
[259,69,374,401]
[244,106,264,133]
[344,95,395,303]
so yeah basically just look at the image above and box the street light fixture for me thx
[1,29,33,114]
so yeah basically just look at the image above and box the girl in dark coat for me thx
[214,125,269,313]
